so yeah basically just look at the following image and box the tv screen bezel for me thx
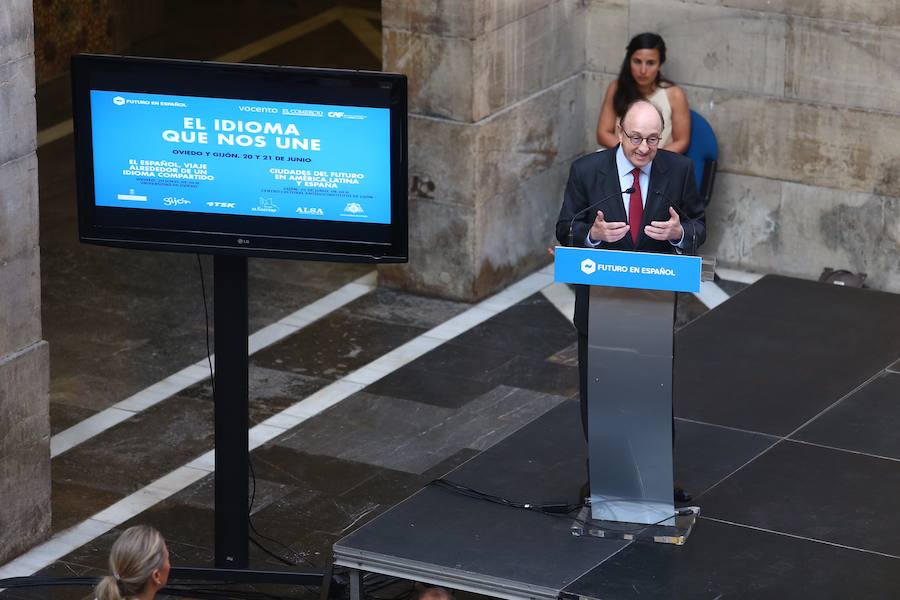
[71,54,408,263]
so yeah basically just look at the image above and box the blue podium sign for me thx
[554,247,701,293]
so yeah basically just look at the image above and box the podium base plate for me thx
[570,506,700,545]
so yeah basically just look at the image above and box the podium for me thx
[554,247,710,544]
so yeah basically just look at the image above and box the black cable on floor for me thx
[429,478,583,514]
[428,478,682,535]
[247,456,317,569]
[196,253,216,397]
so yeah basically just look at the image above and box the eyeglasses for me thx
[621,128,660,147]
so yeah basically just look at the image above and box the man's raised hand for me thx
[644,206,684,241]
[589,210,629,243]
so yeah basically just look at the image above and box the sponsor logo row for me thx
[111,96,367,120]
[125,193,365,217]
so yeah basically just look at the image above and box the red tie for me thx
[630,167,643,245]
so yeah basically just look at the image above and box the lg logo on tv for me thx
[580,259,597,275]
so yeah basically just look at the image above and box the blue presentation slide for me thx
[89,90,392,223]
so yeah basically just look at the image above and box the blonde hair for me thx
[95,525,166,600]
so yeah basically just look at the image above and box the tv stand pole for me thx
[208,254,329,591]
[213,254,250,568]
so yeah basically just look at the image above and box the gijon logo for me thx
[580,259,597,275]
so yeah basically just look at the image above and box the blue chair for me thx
[685,110,718,207]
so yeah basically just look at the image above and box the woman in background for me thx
[95,525,170,600]
[596,32,690,153]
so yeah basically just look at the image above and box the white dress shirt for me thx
[586,146,683,248]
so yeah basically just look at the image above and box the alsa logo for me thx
[163,197,190,207]
[296,207,324,216]
[343,202,365,214]
[207,202,236,209]
[580,259,597,275]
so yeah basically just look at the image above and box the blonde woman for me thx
[95,525,170,600]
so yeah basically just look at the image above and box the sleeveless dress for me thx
[646,86,673,148]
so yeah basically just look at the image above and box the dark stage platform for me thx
[334,275,900,599]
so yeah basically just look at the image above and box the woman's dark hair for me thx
[613,32,671,118]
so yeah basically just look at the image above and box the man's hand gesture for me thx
[644,207,684,241]
[589,211,629,243]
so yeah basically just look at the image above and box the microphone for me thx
[568,187,634,247]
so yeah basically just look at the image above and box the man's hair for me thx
[619,99,665,134]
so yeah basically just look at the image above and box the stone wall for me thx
[592,0,900,291]
[383,0,899,298]
[380,0,589,300]
[0,0,51,563]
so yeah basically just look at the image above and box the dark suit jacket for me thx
[555,147,706,333]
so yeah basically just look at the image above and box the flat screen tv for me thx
[71,55,407,263]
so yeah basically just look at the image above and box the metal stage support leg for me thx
[349,568,363,600]
[214,254,250,568]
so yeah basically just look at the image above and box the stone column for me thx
[379,0,590,301]
[0,0,51,563]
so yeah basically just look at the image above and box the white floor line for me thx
[341,12,382,60]
[36,7,351,149]
[1,267,554,579]
[49,271,377,458]
[540,281,575,325]
[716,267,765,285]
[693,280,730,309]
[36,119,75,148]
[215,6,344,63]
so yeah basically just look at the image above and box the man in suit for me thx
[555,99,705,501]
